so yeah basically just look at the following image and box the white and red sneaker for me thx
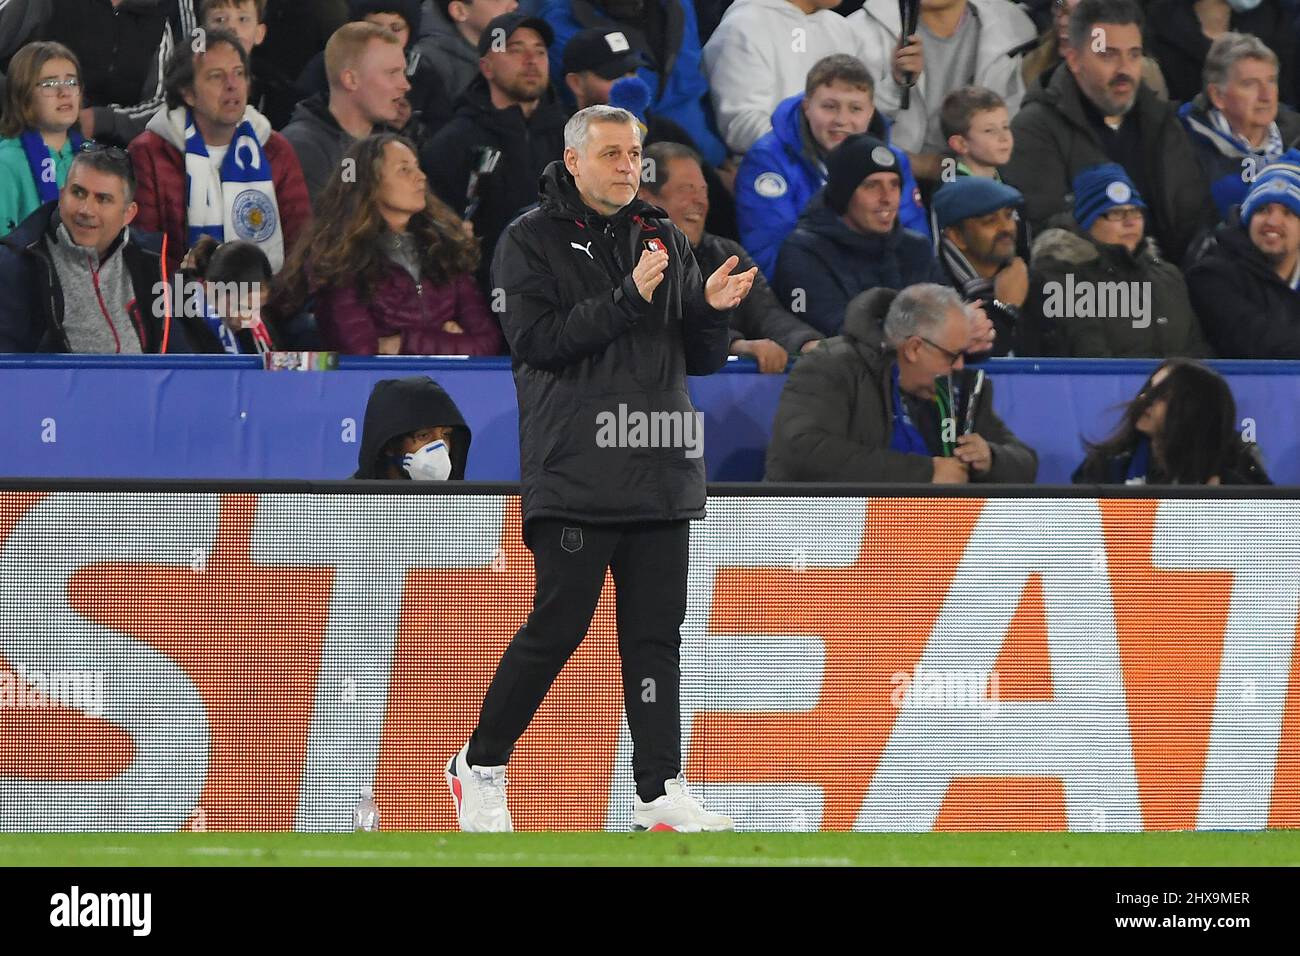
[633,774,734,832]
[445,743,513,832]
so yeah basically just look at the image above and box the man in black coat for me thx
[639,140,821,371]
[1186,154,1300,358]
[445,104,755,833]
[420,12,569,293]
[1002,0,1214,266]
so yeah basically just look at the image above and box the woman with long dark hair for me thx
[1073,359,1269,485]
[274,132,503,356]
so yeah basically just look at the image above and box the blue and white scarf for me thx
[184,109,284,269]
[20,128,83,203]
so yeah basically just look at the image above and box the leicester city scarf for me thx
[184,109,284,269]
[20,129,84,203]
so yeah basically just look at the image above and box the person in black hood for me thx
[296,0,453,154]
[444,104,754,834]
[353,375,472,479]
[420,12,569,293]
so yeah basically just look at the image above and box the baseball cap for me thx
[477,12,555,58]
[562,28,645,79]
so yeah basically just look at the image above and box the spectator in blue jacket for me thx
[774,133,943,337]
[537,0,727,167]
[736,54,928,279]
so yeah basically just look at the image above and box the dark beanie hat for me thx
[824,133,902,215]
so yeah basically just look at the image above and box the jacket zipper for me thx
[88,255,124,354]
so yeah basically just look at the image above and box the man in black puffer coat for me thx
[444,105,755,834]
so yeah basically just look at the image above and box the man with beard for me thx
[1187,152,1300,358]
[1003,0,1212,265]
[932,176,1034,356]
[421,11,568,293]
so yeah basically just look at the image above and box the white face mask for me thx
[1225,0,1263,11]
[402,440,452,481]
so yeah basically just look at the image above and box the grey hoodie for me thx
[416,0,481,102]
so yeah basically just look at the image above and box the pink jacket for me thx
[315,264,504,356]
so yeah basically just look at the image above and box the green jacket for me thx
[1025,227,1212,359]
[0,136,78,237]
[764,288,1038,483]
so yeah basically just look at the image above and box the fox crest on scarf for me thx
[177,107,285,270]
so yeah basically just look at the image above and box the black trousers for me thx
[467,518,689,802]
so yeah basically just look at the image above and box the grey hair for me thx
[1204,32,1278,91]
[564,105,641,152]
[883,284,967,348]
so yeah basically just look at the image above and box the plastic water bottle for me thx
[354,790,380,832]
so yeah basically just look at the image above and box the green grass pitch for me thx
[2,831,1298,866]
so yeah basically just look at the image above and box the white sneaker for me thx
[633,773,734,832]
[445,743,513,832]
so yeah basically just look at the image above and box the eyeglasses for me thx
[1100,205,1145,223]
[80,141,130,162]
[917,336,964,368]
[35,77,80,96]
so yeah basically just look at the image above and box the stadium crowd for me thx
[0,0,1295,485]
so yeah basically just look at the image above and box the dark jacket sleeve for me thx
[678,227,736,375]
[722,240,822,353]
[1186,255,1300,358]
[491,218,650,372]
[1003,106,1071,235]
[281,123,335,210]
[766,350,936,482]
[0,245,40,352]
[972,378,1039,483]
[421,123,474,218]
[90,20,171,147]
[774,235,847,337]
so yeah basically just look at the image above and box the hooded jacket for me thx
[773,192,944,337]
[702,0,860,154]
[422,75,570,290]
[0,200,195,353]
[1145,0,1296,107]
[765,287,1037,483]
[415,0,482,103]
[281,94,362,209]
[296,6,454,145]
[1185,216,1300,359]
[1023,226,1211,359]
[736,92,928,278]
[1002,62,1213,266]
[353,375,473,479]
[491,160,731,524]
[129,105,313,275]
[541,0,726,166]
[1178,93,1300,220]
[848,0,1037,155]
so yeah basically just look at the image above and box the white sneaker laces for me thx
[473,766,508,812]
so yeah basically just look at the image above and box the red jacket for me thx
[128,120,312,276]
[315,264,505,356]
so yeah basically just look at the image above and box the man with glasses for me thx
[765,282,1037,483]
[1024,163,1210,358]
[1003,0,1213,266]
[0,143,195,352]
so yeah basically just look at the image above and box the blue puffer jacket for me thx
[540,0,727,166]
[773,192,944,337]
[736,92,929,279]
